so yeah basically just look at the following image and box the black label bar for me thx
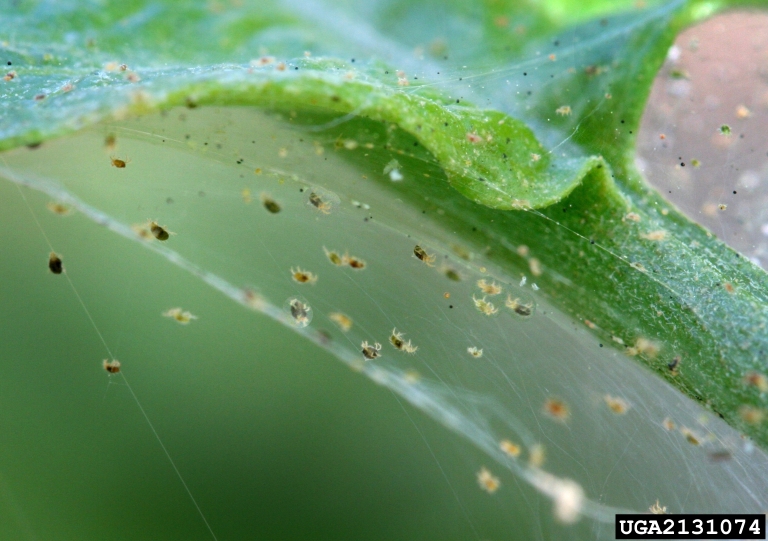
[615,514,766,539]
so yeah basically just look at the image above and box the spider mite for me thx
[308,192,332,214]
[603,395,630,415]
[667,356,681,376]
[473,295,498,316]
[543,398,570,422]
[290,267,318,284]
[329,312,352,332]
[346,255,366,270]
[286,297,312,327]
[528,444,545,468]
[48,252,63,274]
[324,247,344,266]
[149,221,171,241]
[467,346,483,358]
[743,371,768,393]
[477,467,500,494]
[413,245,436,266]
[389,329,418,353]
[361,341,382,360]
[505,296,533,317]
[261,193,281,214]
[110,155,129,168]
[476,279,502,296]
[102,359,121,373]
[649,500,667,514]
[499,439,521,458]
[163,307,197,324]
[46,202,73,216]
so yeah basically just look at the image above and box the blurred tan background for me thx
[638,11,768,270]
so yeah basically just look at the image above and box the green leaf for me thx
[2,0,768,538]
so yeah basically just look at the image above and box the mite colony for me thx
[64,131,560,504]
